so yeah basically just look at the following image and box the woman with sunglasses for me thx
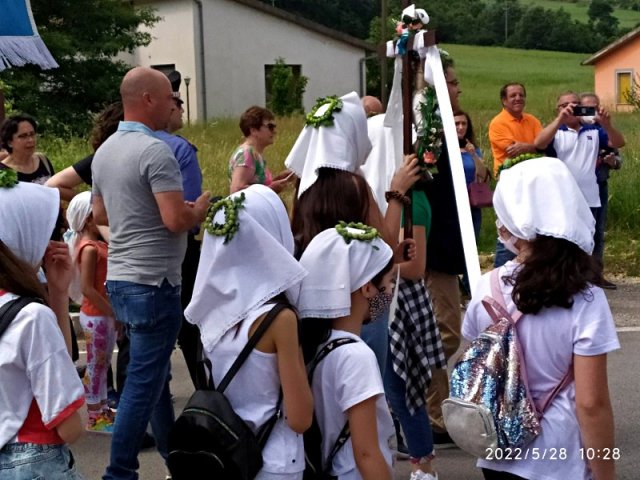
[229,106,294,194]
[0,114,55,185]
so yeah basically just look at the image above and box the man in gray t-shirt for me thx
[92,66,209,480]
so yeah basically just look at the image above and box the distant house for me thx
[127,0,375,122]
[583,27,640,111]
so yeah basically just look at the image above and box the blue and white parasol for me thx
[0,0,58,71]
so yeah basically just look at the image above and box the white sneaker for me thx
[409,470,438,480]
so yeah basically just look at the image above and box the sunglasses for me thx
[263,123,277,132]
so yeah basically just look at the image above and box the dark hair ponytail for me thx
[504,236,602,314]
[0,240,47,301]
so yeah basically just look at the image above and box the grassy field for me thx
[41,43,640,276]
[528,0,640,30]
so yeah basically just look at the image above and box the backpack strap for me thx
[308,337,358,471]
[0,297,41,340]
[538,368,574,413]
[217,302,288,393]
[483,268,524,324]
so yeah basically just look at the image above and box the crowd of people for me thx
[0,44,622,480]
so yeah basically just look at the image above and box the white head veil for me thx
[185,184,308,352]
[293,227,393,319]
[64,191,93,304]
[285,92,372,198]
[494,157,595,254]
[0,182,59,267]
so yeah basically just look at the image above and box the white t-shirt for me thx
[552,126,606,208]
[0,292,85,447]
[207,303,304,476]
[462,262,620,480]
[311,330,394,480]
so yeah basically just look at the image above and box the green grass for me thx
[38,43,640,276]
[528,0,640,30]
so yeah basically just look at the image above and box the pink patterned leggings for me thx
[79,313,116,405]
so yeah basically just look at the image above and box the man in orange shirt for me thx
[489,83,542,176]
[488,83,542,266]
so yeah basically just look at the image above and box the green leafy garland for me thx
[336,221,380,249]
[498,153,544,176]
[203,192,246,244]
[0,168,18,189]
[305,95,343,128]
[415,86,443,176]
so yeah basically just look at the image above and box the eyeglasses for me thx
[15,131,36,140]
[262,123,277,132]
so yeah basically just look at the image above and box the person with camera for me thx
[534,91,625,214]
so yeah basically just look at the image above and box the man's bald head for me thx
[362,96,384,117]
[119,67,175,130]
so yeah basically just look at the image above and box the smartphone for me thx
[573,105,596,116]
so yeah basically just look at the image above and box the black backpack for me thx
[303,337,356,480]
[167,303,287,480]
[0,297,41,338]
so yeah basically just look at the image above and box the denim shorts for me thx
[0,443,84,480]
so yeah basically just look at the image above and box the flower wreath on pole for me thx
[204,192,246,244]
[415,86,443,177]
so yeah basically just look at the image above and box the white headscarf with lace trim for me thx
[185,184,308,352]
[494,156,595,254]
[292,227,392,319]
[285,91,372,198]
[0,181,59,266]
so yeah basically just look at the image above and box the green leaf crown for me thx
[203,192,246,244]
[336,221,380,249]
[305,95,343,128]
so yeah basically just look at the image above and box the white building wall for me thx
[131,0,367,121]
[129,0,201,120]
[202,0,366,118]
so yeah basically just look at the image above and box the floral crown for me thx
[497,153,544,176]
[203,192,246,244]
[336,221,380,250]
[0,168,18,189]
[305,95,343,128]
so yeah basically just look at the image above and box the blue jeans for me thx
[0,443,83,480]
[494,238,516,268]
[383,344,433,458]
[361,306,390,376]
[593,181,608,262]
[103,280,182,480]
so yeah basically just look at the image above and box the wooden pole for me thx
[401,0,414,244]
[381,0,388,106]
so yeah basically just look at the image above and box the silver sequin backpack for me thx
[442,269,573,458]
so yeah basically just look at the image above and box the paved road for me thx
[72,281,640,479]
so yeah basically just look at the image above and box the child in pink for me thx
[66,191,116,434]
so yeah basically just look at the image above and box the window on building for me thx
[152,64,176,77]
[264,63,302,106]
[616,70,632,104]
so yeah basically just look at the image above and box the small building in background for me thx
[128,0,375,122]
[583,27,640,111]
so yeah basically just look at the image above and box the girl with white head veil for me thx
[185,184,312,480]
[285,91,421,255]
[461,157,618,480]
[66,191,117,434]
[294,225,396,480]
[0,180,85,478]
